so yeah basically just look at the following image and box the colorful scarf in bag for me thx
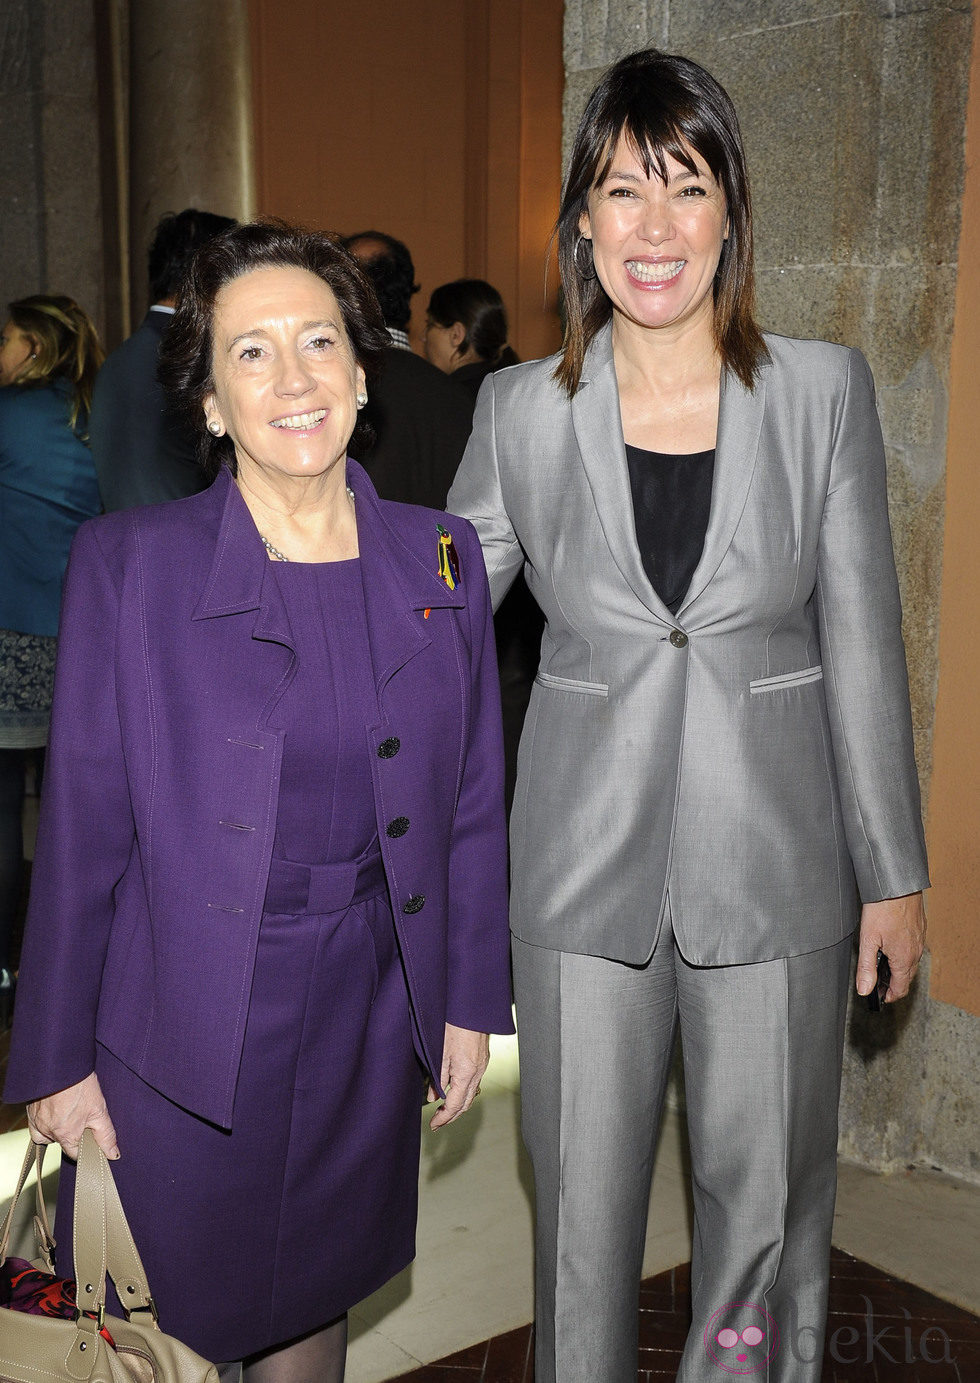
[0,1256,117,1346]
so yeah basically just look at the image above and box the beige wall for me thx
[249,0,563,362]
[927,19,980,1019]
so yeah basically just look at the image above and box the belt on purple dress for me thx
[264,847,387,916]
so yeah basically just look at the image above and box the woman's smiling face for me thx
[579,133,729,339]
[204,265,365,485]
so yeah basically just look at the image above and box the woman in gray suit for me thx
[448,48,929,1383]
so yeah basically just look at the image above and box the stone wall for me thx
[563,0,978,1180]
[0,1,106,330]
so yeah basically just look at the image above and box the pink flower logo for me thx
[703,1302,779,1374]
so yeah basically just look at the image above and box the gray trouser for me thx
[512,919,851,1383]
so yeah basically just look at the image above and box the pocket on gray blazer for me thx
[534,669,609,698]
[749,664,823,694]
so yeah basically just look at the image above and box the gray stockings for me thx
[216,1315,347,1383]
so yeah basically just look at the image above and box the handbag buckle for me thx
[73,1303,106,1330]
[128,1295,159,1325]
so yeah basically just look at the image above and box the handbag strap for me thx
[0,1137,57,1269]
[97,1142,159,1319]
[71,1131,110,1318]
[73,1129,158,1322]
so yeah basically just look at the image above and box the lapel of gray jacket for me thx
[678,351,769,616]
[571,322,769,626]
[571,324,675,627]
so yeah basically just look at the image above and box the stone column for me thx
[127,0,255,321]
[0,1,105,327]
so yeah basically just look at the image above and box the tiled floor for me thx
[390,1324,533,1383]
[391,1251,980,1381]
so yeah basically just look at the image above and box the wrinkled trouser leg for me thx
[512,930,678,1383]
[513,921,850,1383]
[676,933,851,1382]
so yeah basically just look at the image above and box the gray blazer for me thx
[448,324,930,966]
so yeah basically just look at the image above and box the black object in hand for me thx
[866,948,891,1012]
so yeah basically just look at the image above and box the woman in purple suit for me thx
[5,222,513,1382]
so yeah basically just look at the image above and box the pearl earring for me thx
[207,420,222,436]
[356,392,368,409]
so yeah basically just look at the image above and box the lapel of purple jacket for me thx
[191,461,463,710]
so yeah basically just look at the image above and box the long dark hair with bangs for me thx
[554,49,768,397]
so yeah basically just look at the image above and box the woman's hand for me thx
[856,892,927,1003]
[27,1072,120,1161]
[428,1024,490,1129]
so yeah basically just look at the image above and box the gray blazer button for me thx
[669,630,689,648]
[377,737,401,758]
[386,816,410,838]
[403,894,425,914]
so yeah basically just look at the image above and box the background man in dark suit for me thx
[343,231,473,509]
[89,208,235,511]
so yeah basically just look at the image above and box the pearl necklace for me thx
[260,486,355,561]
[260,535,290,562]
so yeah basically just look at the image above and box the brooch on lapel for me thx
[425,524,461,619]
[436,524,460,590]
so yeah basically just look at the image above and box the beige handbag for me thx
[0,1128,217,1382]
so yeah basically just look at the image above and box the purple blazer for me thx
[5,462,513,1128]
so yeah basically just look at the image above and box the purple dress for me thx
[56,559,424,1362]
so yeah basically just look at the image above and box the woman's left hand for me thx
[856,891,927,1003]
[428,1024,490,1128]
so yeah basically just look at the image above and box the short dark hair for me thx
[147,208,237,302]
[158,219,389,479]
[555,48,767,396]
[426,279,518,367]
[343,231,418,331]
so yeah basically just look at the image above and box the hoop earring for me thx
[573,233,597,281]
